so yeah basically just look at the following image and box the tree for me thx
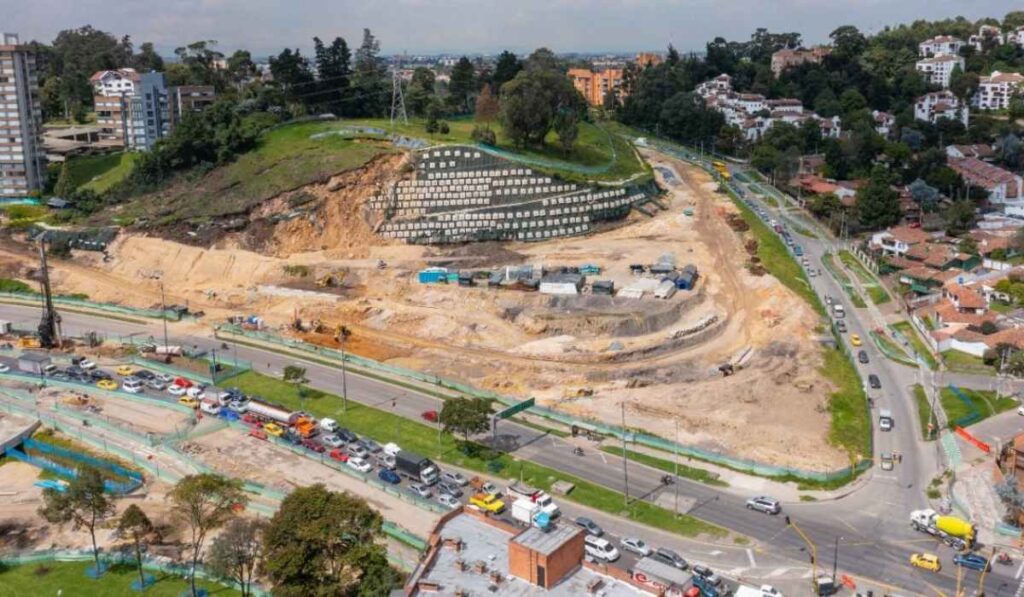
[492,50,523,91]
[132,42,164,72]
[53,161,75,198]
[208,518,266,597]
[173,40,226,89]
[269,48,314,98]
[908,178,940,212]
[439,397,493,442]
[169,474,247,597]
[351,29,387,117]
[949,65,979,104]
[1007,351,1024,377]
[283,365,308,385]
[117,504,154,590]
[944,200,977,236]
[471,125,497,145]
[856,166,901,229]
[263,484,388,596]
[499,51,583,149]
[658,92,725,147]
[313,37,352,114]
[406,67,436,116]
[474,84,500,123]
[447,56,477,114]
[39,466,115,577]
[552,108,580,154]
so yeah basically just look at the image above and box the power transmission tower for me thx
[390,54,408,127]
[36,239,61,348]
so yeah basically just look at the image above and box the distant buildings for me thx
[568,68,624,106]
[872,110,895,137]
[915,54,964,89]
[126,73,170,151]
[0,33,45,197]
[634,52,663,68]
[914,91,969,127]
[168,85,216,129]
[970,24,1005,51]
[696,73,841,141]
[918,35,964,57]
[91,68,140,97]
[769,46,830,77]
[973,71,1024,111]
[948,157,1024,214]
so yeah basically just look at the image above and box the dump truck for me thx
[290,415,318,438]
[910,509,974,549]
[506,482,560,518]
[395,450,440,485]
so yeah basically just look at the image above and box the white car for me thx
[186,386,207,400]
[347,457,372,474]
[199,400,221,415]
[78,359,96,370]
[0,363,10,373]
[620,537,652,556]
[122,378,145,394]
[441,470,469,486]
[155,373,174,384]
[1018,405,1024,416]
[438,494,460,509]
[168,384,187,396]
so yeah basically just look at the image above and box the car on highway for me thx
[263,422,284,437]
[746,496,781,515]
[620,537,652,557]
[335,428,358,444]
[168,384,188,396]
[574,517,603,537]
[850,334,862,347]
[858,350,869,364]
[437,481,463,498]
[441,470,469,486]
[134,370,155,381]
[835,320,847,333]
[868,374,881,389]
[301,439,325,453]
[155,373,174,384]
[320,434,345,448]
[72,356,96,370]
[96,379,118,391]
[692,565,722,586]
[378,453,396,470]
[952,552,990,572]
[146,379,166,391]
[654,547,688,570]
[186,385,207,400]
[584,535,620,562]
[880,452,894,471]
[409,483,433,499]
[910,552,941,572]
[199,400,220,415]
[378,468,401,484]
[1019,404,1024,417]
[438,494,460,509]
[329,448,349,462]
[228,397,250,413]
[90,369,113,381]
[347,443,369,459]
[178,396,199,408]
[122,378,144,394]
[115,365,135,377]
[347,457,372,474]
[0,363,9,373]
[360,438,382,453]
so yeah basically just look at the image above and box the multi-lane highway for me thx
[1,151,1018,594]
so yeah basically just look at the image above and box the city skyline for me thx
[5,0,1024,58]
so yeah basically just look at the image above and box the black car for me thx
[437,480,463,498]
[336,428,358,444]
[282,430,303,445]
[574,517,604,537]
[868,374,881,389]
[90,369,112,381]
[858,350,869,364]
[134,370,156,381]
[654,547,688,570]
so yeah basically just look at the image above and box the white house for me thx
[915,54,964,89]
[973,71,1024,110]
[970,25,1005,51]
[948,157,1024,207]
[1008,26,1024,48]
[870,226,932,257]
[918,35,964,57]
[872,110,895,137]
[90,68,140,97]
[734,94,767,114]
[915,91,969,126]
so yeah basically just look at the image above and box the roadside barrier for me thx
[0,291,186,321]
[14,437,144,493]
[953,426,991,453]
[947,385,983,427]
[218,324,873,482]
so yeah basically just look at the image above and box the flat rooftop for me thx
[417,513,643,597]
[512,523,581,556]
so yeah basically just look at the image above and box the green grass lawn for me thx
[600,446,729,487]
[938,387,1017,428]
[347,117,647,183]
[229,371,725,538]
[822,347,872,461]
[891,322,938,370]
[726,189,825,317]
[838,251,890,305]
[822,254,866,308]
[870,331,915,366]
[940,349,993,376]
[66,152,139,194]
[120,121,394,224]
[913,384,938,441]
[989,301,1015,314]
[791,223,817,239]
[0,561,238,596]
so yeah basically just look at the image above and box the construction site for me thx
[0,139,844,471]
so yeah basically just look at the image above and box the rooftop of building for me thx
[921,35,964,44]
[413,513,642,597]
[981,71,1024,84]
[918,54,963,64]
[948,157,1021,193]
[512,523,582,556]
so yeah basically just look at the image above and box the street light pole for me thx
[674,419,679,517]
[159,282,169,357]
[621,401,629,509]
[340,335,348,414]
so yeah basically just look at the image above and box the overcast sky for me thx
[5,0,1023,58]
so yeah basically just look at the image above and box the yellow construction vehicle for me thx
[16,336,40,349]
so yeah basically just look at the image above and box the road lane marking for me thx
[746,548,756,567]
[1016,558,1024,580]
[839,518,859,534]
[599,452,607,465]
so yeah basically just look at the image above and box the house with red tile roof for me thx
[948,157,1024,205]
[870,226,933,256]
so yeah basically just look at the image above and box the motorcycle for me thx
[997,553,1013,565]
[573,447,584,457]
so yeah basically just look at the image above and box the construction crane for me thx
[36,239,62,348]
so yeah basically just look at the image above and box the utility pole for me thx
[340,333,349,414]
[159,282,170,360]
[831,536,841,583]
[674,419,680,517]
[621,401,629,508]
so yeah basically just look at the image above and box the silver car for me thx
[620,537,652,557]
[320,434,345,448]
[746,495,781,515]
[437,494,460,509]
[409,483,432,499]
[441,470,469,486]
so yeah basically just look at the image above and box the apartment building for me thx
[914,91,969,126]
[168,85,216,128]
[918,35,964,57]
[91,68,140,97]
[567,68,624,106]
[0,34,45,197]
[126,72,170,151]
[915,54,964,88]
[634,52,663,68]
[769,46,830,77]
[970,25,1004,51]
[973,71,1024,111]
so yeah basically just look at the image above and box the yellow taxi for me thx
[850,334,862,347]
[264,422,284,437]
[470,492,506,514]
[96,379,118,391]
[178,395,199,408]
[910,552,941,572]
[115,365,136,377]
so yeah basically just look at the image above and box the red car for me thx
[242,413,262,427]
[421,410,438,422]
[302,439,325,453]
[173,377,194,388]
[329,448,349,462]
[248,428,267,441]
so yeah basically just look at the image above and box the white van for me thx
[832,304,845,319]
[122,378,145,394]
[320,418,339,433]
[200,399,221,415]
[584,535,620,562]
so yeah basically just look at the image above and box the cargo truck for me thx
[506,482,560,518]
[910,509,975,550]
[395,450,440,485]
[244,400,294,424]
[510,498,552,530]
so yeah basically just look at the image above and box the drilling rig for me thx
[36,240,62,348]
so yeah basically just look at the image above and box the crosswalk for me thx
[941,432,962,469]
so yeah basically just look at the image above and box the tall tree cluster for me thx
[499,48,586,152]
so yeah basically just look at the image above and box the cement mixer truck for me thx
[910,509,975,550]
